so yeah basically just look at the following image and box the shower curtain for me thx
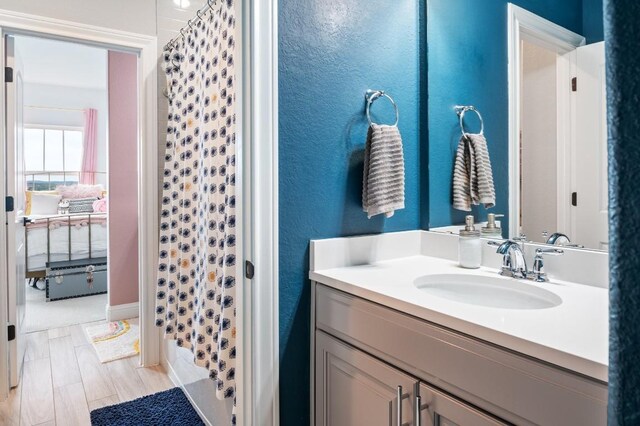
[155,0,237,417]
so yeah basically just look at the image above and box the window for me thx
[24,127,84,190]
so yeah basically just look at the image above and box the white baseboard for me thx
[106,302,139,321]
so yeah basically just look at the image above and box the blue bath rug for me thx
[90,387,205,426]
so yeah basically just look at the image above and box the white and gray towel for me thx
[452,133,495,211]
[362,124,405,218]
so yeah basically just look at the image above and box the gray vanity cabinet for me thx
[312,283,608,425]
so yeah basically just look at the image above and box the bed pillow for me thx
[56,184,104,199]
[93,198,107,213]
[66,197,98,214]
[25,190,58,215]
[29,192,62,215]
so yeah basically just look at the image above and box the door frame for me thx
[242,0,280,424]
[507,4,585,238]
[0,9,158,400]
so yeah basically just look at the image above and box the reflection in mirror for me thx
[514,9,608,251]
[427,2,607,252]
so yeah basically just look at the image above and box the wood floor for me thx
[0,320,174,426]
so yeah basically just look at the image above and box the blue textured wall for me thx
[583,0,604,43]
[427,0,582,233]
[278,0,425,424]
[605,0,640,423]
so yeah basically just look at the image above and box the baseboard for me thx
[105,302,139,321]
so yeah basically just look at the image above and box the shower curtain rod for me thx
[164,0,218,52]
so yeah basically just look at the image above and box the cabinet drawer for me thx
[314,283,607,426]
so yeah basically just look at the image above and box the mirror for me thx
[427,3,607,252]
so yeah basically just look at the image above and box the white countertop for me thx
[310,254,609,382]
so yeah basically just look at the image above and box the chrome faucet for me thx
[542,231,585,248]
[488,241,564,282]
[544,232,571,245]
[488,240,528,279]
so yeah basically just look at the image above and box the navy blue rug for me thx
[90,387,205,426]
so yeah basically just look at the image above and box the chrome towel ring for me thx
[455,105,484,136]
[366,90,399,127]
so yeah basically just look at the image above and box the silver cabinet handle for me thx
[397,385,403,426]
[415,394,422,426]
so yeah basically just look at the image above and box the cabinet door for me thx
[316,331,417,426]
[418,383,506,426]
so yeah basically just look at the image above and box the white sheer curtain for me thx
[80,108,98,184]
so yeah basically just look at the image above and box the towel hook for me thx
[455,105,484,136]
[366,90,399,127]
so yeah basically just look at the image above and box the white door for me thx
[573,42,608,250]
[4,35,26,388]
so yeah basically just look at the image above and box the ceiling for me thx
[14,35,107,90]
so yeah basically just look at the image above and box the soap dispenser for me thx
[459,215,481,269]
[481,213,504,239]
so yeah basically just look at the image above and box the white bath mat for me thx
[86,318,140,363]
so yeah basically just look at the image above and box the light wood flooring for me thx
[0,320,174,426]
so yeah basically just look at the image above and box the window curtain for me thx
[80,108,98,184]
[155,1,237,420]
[605,0,640,424]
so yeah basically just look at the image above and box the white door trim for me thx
[0,39,7,400]
[243,0,280,424]
[0,8,159,400]
[507,3,585,238]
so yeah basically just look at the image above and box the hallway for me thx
[0,320,173,426]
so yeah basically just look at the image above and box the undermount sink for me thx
[414,274,562,310]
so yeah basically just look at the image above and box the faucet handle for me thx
[532,248,564,282]
[512,233,528,243]
[536,248,564,256]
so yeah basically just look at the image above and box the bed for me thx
[25,212,108,279]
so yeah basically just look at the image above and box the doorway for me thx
[5,31,143,389]
[0,14,159,404]
[13,35,110,335]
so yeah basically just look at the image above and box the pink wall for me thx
[107,50,139,306]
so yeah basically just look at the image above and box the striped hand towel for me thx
[362,124,405,218]
[452,133,495,211]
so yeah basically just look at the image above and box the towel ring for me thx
[366,90,399,127]
[455,105,484,136]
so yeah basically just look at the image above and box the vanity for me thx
[309,231,608,426]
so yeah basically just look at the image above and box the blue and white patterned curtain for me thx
[155,0,237,416]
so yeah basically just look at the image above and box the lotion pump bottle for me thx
[481,213,504,238]
[459,215,481,269]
